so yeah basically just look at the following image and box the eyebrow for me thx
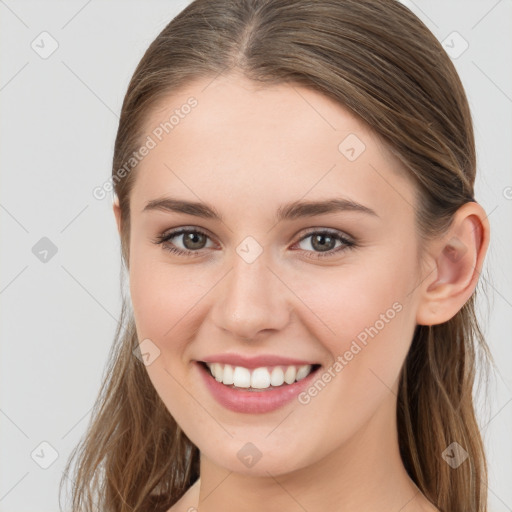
[142,196,378,222]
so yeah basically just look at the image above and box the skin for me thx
[113,72,489,512]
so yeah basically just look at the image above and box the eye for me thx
[153,228,215,257]
[293,229,355,259]
[153,227,356,259]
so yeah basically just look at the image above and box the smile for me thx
[204,362,319,390]
[196,361,322,414]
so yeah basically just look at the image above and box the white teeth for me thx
[222,364,234,385]
[212,363,223,382]
[232,366,251,388]
[205,362,314,390]
[270,366,284,386]
[284,366,296,384]
[251,367,271,389]
[296,365,311,381]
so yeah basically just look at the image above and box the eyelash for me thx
[152,227,356,260]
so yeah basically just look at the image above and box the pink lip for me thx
[198,353,318,369]
[195,361,321,414]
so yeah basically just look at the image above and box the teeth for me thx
[212,363,223,382]
[205,362,315,390]
[270,366,284,387]
[222,364,234,385]
[296,364,311,380]
[251,367,271,389]
[232,366,251,388]
[284,366,296,384]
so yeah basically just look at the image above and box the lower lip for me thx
[195,361,320,414]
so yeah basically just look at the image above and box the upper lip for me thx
[198,353,320,369]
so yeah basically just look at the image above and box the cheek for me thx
[301,258,417,401]
[129,245,209,340]
[304,259,414,348]
[290,264,416,446]
[128,251,206,414]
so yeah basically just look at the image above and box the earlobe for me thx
[415,202,490,326]
[113,194,122,236]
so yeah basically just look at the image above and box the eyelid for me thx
[297,226,354,242]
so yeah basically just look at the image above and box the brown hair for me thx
[60,1,492,511]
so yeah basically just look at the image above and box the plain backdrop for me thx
[1,1,511,511]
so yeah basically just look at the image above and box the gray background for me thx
[1,1,511,511]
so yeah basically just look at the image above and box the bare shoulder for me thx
[165,478,200,512]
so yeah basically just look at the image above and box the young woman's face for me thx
[125,72,427,475]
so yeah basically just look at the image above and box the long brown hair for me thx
[60,1,492,511]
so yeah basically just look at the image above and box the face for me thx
[124,72,426,476]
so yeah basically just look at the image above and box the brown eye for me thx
[295,229,355,259]
[180,231,208,250]
[153,228,214,256]
[309,233,337,252]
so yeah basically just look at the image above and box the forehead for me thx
[131,73,416,222]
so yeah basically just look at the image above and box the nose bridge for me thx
[211,245,291,339]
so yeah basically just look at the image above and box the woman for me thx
[60,1,492,511]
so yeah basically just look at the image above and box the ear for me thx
[112,194,122,236]
[415,201,491,326]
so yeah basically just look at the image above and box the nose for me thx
[210,252,292,341]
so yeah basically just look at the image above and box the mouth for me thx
[195,359,323,413]
[197,361,322,392]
